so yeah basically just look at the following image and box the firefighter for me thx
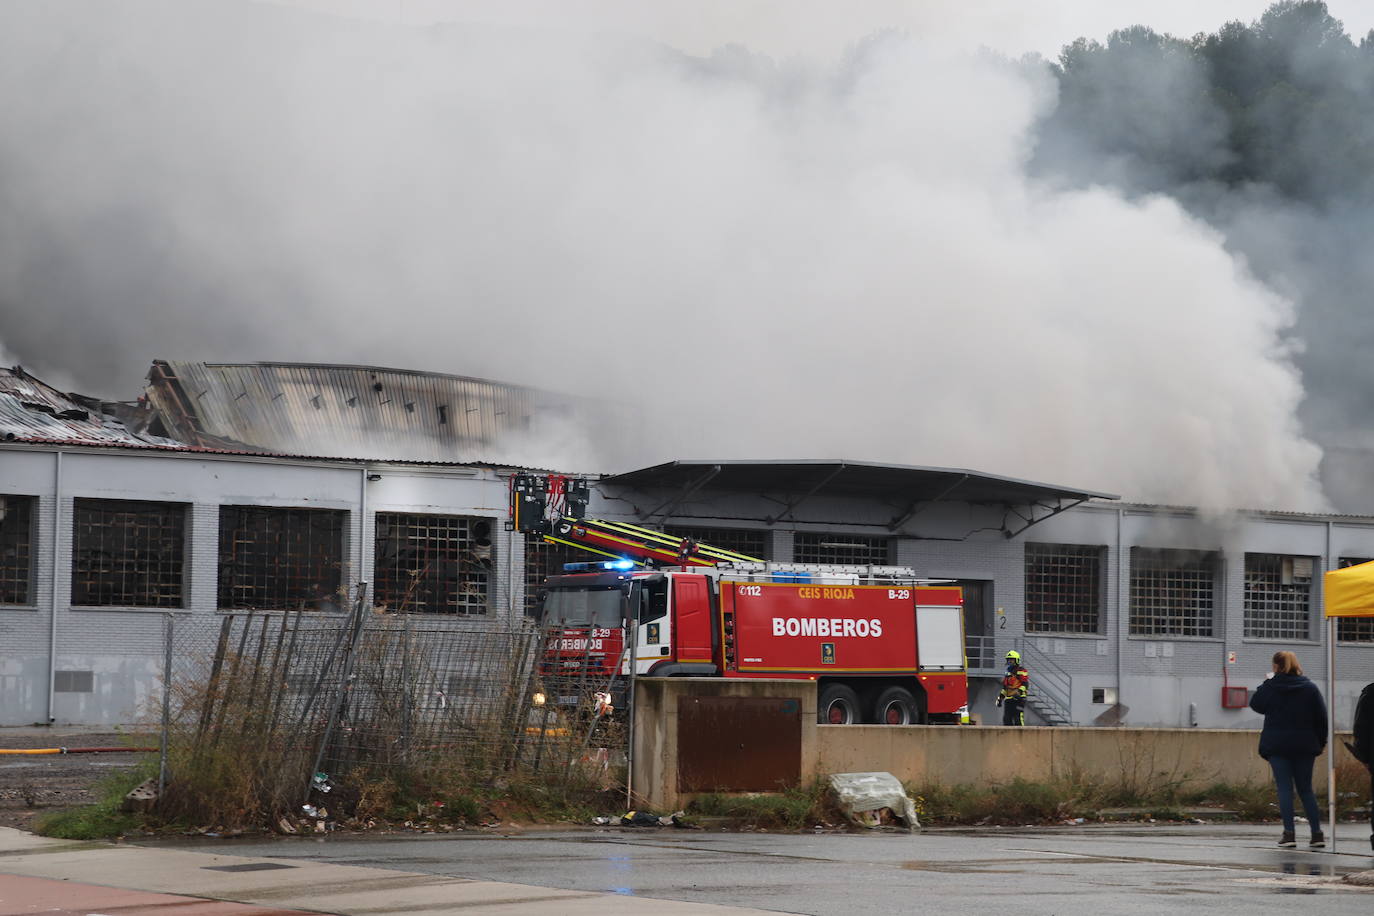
[998,650,1029,726]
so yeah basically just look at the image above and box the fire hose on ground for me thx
[0,746,157,755]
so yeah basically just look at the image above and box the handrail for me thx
[965,635,1001,675]
[1016,639,1074,725]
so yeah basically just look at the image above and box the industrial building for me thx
[2,362,1372,730]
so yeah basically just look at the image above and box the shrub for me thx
[34,764,153,840]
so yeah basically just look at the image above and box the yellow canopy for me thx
[1323,560,1374,617]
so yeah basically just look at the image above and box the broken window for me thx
[0,495,35,605]
[1337,557,1374,643]
[374,514,493,615]
[218,506,345,611]
[1025,543,1103,634]
[792,533,892,566]
[1244,553,1314,641]
[73,498,186,608]
[1129,547,1218,637]
[663,525,770,561]
[524,533,584,617]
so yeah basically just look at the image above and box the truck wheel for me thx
[818,685,863,725]
[873,686,922,725]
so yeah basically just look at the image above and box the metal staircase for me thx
[1016,640,1075,726]
[965,636,1075,725]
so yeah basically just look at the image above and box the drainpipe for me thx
[46,450,63,724]
[1115,507,1124,721]
[508,522,517,622]
[1325,520,1336,851]
[357,467,369,607]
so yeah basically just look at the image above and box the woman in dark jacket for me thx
[1250,650,1327,848]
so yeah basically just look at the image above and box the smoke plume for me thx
[0,0,1329,510]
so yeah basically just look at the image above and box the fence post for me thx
[305,587,369,804]
[159,612,174,798]
[625,619,637,809]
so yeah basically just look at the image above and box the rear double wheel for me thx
[872,686,924,725]
[818,684,863,724]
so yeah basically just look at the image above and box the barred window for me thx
[374,514,493,615]
[218,506,345,611]
[524,533,584,616]
[1337,557,1374,643]
[792,533,892,566]
[663,526,769,561]
[1129,547,1217,637]
[1244,553,1314,641]
[0,495,35,605]
[1025,543,1102,633]
[73,499,186,607]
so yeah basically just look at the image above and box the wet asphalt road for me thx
[151,824,1374,915]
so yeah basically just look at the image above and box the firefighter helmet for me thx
[1005,650,1021,661]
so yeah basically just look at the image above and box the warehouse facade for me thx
[2,364,1372,730]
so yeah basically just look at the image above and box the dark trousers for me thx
[1268,754,1321,834]
[1002,697,1025,726]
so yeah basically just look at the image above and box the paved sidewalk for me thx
[0,873,313,916]
[0,828,794,916]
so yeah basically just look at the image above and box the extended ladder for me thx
[545,517,763,567]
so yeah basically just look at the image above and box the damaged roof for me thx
[142,360,606,463]
[0,367,185,449]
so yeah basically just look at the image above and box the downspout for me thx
[1325,520,1336,852]
[508,522,517,621]
[46,450,63,724]
[357,467,369,607]
[1115,507,1124,722]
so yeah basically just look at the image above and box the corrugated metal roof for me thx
[144,361,600,464]
[0,435,561,471]
[0,368,185,449]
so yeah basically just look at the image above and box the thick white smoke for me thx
[0,1,1327,510]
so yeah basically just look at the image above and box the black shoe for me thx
[1309,832,1325,848]
[1278,831,1296,847]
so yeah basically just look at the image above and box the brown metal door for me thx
[677,695,801,792]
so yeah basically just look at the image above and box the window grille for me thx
[0,495,34,605]
[792,533,892,566]
[663,526,769,561]
[1243,553,1313,641]
[374,514,493,615]
[218,506,345,611]
[1129,547,1217,637]
[524,533,584,617]
[1338,557,1374,642]
[73,499,186,607]
[1025,543,1102,633]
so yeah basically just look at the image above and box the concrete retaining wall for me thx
[814,724,1277,789]
[632,677,1352,811]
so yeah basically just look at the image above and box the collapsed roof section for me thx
[602,459,1120,538]
[0,366,184,449]
[142,360,614,465]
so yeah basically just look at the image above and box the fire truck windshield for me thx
[541,587,625,628]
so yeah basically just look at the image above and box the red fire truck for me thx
[513,477,969,725]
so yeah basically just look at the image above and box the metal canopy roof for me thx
[602,459,1119,538]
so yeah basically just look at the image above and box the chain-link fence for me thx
[155,601,631,826]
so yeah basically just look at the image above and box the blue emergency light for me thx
[561,558,637,572]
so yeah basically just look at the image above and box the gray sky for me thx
[0,0,1346,510]
[276,0,1374,58]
